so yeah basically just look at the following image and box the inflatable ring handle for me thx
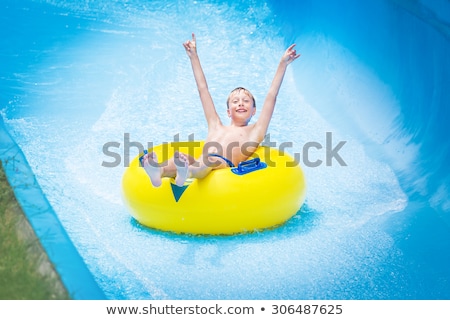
[231,157,267,175]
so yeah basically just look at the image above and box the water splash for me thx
[3,0,412,299]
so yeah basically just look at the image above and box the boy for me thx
[141,33,300,187]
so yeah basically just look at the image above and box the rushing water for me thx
[1,0,449,299]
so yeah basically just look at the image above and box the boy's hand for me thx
[282,44,300,65]
[183,33,197,57]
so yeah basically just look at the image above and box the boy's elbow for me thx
[264,93,277,106]
[266,91,278,102]
[198,88,210,98]
[197,84,209,92]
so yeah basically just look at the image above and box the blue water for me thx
[1,0,449,299]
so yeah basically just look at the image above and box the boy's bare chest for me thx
[206,125,255,146]
[204,125,260,164]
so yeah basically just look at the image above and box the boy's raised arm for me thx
[254,44,300,140]
[183,33,221,128]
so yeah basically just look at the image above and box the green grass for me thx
[0,162,69,299]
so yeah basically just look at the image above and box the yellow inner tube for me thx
[122,141,306,235]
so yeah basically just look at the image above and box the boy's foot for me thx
[141,152,162,187]
[174,152,189,187]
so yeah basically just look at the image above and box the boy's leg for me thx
[174,152,190,187]
[164,152,196,178]
[141,151,196,187]
[178,153,215,184]
[141,152,163,187]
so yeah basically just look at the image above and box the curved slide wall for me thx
[272,0,450,219]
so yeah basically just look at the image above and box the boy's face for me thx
[227,90,256,123]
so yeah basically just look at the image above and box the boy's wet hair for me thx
[226,87,256,109]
